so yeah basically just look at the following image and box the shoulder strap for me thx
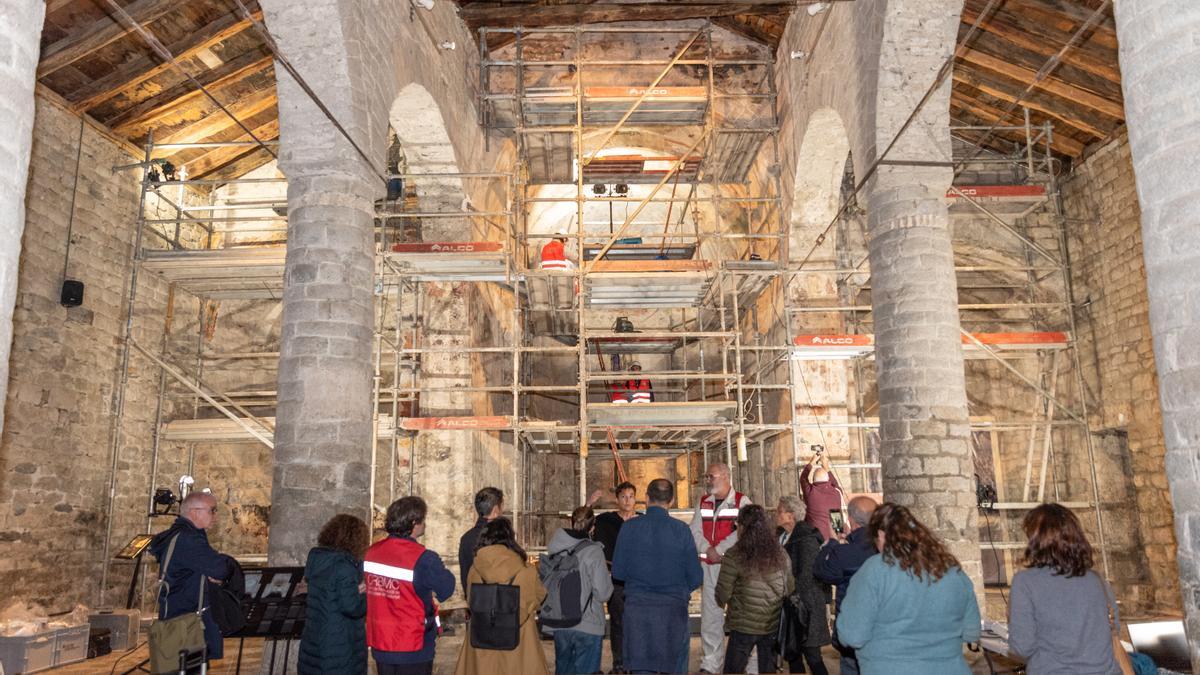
[1094,571,1118,630]
[157,532,207,617]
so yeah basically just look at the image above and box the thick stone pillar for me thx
[0,0,45,436]
[1113,1,1200,664]
[269,169,377,564]
[866,169,980,585]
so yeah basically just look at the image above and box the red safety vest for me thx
[625,379,652,401]
[698,491,747,562]
[364,537,428,652]
[610,382,628,402]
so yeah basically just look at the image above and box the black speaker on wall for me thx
[61,279,84,307]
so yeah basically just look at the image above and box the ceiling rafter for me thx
[461,2,787,28]
[957,49,1124,119]
[711,15,781,47]
[107,51,273,134]
[952,64,1113,139]
[38,0,179,77]
[67,8,263,113]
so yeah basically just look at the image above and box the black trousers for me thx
[376,661,433,675]
[787,646,829,675]
[609,583,627,669]
[723,630,777,674]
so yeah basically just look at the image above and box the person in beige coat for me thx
[455,518,549,675]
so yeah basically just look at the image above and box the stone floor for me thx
[51,633,1013,674]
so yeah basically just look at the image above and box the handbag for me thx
[148,534,207,674]
[1097,573,1135,675]
[468,571,522,651]
[776,591,809,663]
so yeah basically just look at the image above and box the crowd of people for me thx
[151,454,1129,675]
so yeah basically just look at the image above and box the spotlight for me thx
[439,41,456,50]
[806,2,828,15]
[613,183,629,196]
[790,50,806,60]
[152,488,177,516]
[592,183,608,196]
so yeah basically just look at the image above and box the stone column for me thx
[0,0,46,436]
[1114,0,1200,665]
[268,168,377,564]
[867,167,980,586]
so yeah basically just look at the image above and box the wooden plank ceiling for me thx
[36,0,1121,185]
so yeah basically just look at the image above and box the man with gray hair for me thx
[148,491,232,661]
[813,494,878,675]
[690,462,753,673]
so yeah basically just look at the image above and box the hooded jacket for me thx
[298,547,367,674]
[542,528,613,636]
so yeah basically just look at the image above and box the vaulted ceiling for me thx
[35,0,1123,184]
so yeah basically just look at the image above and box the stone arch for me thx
[789,107,851,265]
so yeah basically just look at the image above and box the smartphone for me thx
[829,509,846,536]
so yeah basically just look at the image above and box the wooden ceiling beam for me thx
[106,51,273,134]
[1000,0,1118,51]
[198,146,277,184]
[960,0,1119,85]
[711,16,779,47]
[38,0,179,78]
[156,88,277,146]
[462,3,785,28]
[183,119,280,178]
[950,96,1085,156]
[958,48,1124,119]
[68,8,263,113]
[952,64,1110,139]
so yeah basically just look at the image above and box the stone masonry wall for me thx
[0,93,172,609]
[1062,130,1179,612]
[0,0,45,436]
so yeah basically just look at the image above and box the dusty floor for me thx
[50,633,1015,674]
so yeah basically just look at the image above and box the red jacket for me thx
[541,240,566,262]
[364,537,430,653]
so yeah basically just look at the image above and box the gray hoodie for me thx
[544,529,614,636]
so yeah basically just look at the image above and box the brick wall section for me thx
[1061,131,1177,611]
[0,93,172,608]
[0,0,44,435]
[1114,0,1200,665]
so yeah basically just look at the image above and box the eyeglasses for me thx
[190,506,218,514]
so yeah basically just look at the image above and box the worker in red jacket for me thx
[540,233,574,270]
[626,362,653,403]
[610,380,629,404]
[365,496,455,674]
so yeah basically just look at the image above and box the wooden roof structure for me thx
[35,0,1123,184]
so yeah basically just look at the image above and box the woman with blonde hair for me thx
[835,503,980,675]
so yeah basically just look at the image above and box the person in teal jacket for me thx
[835,503,980,675]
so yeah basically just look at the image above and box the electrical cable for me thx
[97,0,276,161]
[61,116,86,284]
[228,0,389,186]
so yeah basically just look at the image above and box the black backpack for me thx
[209,555,246,636]
[468,571,521,651]
[538,540,594,630]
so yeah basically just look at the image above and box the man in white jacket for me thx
[690,462,753,673]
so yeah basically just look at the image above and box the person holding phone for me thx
[801,447,844,541]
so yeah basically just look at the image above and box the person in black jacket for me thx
[776,495,831,674]
[457,487,503,592]
[299,514,370,675]
[811,495,877,675]
[148,492,232,661]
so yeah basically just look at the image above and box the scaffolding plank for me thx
[790,332,1069,360]
[142,247,286,299]
[947,184,1048,216]
[587,400,737,427]
[385,242,509,280]
[400,416,512,430]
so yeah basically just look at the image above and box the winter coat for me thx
[298,547,367,675]
[781,523,832,647]
[149,517,232,660]
[542,528,613,636]
[714,546,794,636]
[454,545,549,675]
